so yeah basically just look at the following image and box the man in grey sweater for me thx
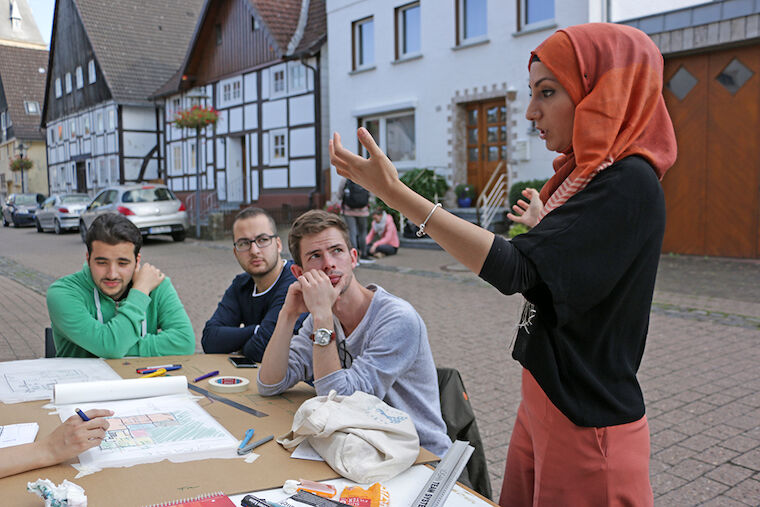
[257,210,451,457]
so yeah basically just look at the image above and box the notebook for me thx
[144,491,236,507]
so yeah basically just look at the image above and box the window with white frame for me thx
[173,145,182,175]
[360,111,415,163]
[96,111,103,132]
[75,66,83,89]
[83,115,91,135]
[218,77,242,107]
[288,62,306,93]
[396,2,421,59]
[270,129,287,162]
[232,81,241,100]
[272,67,286,95]
[48,128,54,145]
[189,142,196,172]
[88,60,96,84]
[65,73,72,93]
[24,101,40,115]
[70,119,76,138]
[108,109,116,130]
[55,77,62,98]
[352,17,374,70]
[172,98,181,117]
[456,0,487,45]
[223,83,231,103]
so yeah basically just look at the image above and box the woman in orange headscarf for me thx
[330,23,675,506]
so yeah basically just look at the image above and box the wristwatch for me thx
[310,328,335,346]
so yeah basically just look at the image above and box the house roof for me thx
[73,0,204,105]
[0,0,45,48]
[151,0,325,99]
[0,44,48,140]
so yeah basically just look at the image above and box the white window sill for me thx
[452,36,489,51]
[349,65,376,76]
[392,53,423,65]
[512,21,557,38]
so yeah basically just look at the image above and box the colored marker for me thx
[138,365,182,374]
[141,368,167,378]
[75,408,90,421]
[237,435,274,455]
[193,370,219,382]
[135,363,181,373]
[239,428,255,450]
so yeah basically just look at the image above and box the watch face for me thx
[313,328,333,346]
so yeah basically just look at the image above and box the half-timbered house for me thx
[41,0,203,194]
[151,0,327,218]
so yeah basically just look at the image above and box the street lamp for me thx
[16,142,28,193]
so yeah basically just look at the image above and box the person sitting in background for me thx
[365,208,399,258]
[202,207,304,361]
[0,409,112,479]
[46,213,195,358]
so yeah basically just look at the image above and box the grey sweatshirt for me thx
[257,285,452,457]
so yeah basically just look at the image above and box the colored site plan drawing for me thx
[65,395,239,469]
[100,410,228,450]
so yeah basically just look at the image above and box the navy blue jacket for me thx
[202,260,302,361]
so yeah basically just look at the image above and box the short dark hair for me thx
[86,213,143,256]
[288,209,352,267]
[232,207,277,236]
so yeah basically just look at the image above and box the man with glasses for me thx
[202,207,303,361]
[257,210,451,457]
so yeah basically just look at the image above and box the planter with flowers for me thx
[455,183,476,208]
[9,156,33,172]
[173,105,219,130]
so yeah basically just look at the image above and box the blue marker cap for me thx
[239,428,255,449]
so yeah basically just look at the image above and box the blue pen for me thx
[75,408,90,421]
[238,428,255,450]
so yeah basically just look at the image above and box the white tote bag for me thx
[278,390,420,483]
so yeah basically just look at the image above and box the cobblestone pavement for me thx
[0,226,758,503]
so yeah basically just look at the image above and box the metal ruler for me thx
[411,440,474,507]
[187,382,268,418]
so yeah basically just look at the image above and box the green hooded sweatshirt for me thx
[46,263,195,358]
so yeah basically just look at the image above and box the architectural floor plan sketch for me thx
[0,358,121,403]
[60,394,239,469]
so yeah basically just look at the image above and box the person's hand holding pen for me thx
[39,409,113,466]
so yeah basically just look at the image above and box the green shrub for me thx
[508,178,549,208]
[454,183,476,199]
[508,223,530,238]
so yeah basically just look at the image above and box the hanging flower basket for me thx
[9,156,33,172]
[173,105,219,130]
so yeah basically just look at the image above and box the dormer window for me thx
[75,66,83,89]
[24,101,40,115]
[9,0,21,31]
[55,78,62,98]
[88,60,96,84]
[65,73,72,93]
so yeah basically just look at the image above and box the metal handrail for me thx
[476,162,508,230]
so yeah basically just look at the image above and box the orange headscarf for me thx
[530,23,677,221]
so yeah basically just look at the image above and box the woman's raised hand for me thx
[329,128,404,207]
[507,188,543,228]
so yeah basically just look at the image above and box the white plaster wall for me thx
[121,107,156,130]
[290,126,316,157]
[326,0,619,195]
[262,99,287,130]
[123,131,156,157]
[289,94,315,125]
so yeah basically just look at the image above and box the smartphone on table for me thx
[229,356,258,368]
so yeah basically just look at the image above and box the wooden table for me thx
[0,355,438,506]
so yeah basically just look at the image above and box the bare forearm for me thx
[258,311,299,385]
[0,442,54,479]
[384,184,494,274]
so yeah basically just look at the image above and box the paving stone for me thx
[732,448,760,472]
[655,476,729,505]
[705,463,755,487]
[668,457,715,480]
[724,477,760,504]
[697,446,742,466]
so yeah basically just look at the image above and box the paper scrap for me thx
[290,440,324,461]
[0,422,39,448]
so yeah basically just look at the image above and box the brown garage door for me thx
[662,44,760,258]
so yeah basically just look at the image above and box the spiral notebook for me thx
[144,491,235,507]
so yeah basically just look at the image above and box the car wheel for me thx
[54,219,62,235]
[171,230,186,242]
[79,221,87,243]
[35,218,43,233]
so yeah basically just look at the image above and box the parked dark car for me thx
[2,193,45,228]
[35,193,91,234]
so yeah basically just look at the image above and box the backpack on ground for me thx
[343,180,369,209]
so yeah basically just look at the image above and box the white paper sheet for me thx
[0,422,39,448]
[52,377,239,470]
[290,440,325,461]
[53,376,187,404]
[0,358,121,403]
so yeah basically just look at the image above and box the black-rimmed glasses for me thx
[233,234,277,252]
[338,340,353,369]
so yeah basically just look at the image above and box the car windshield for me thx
[61,195,90,204]
[122,187,175,203]
[15,195,38,205]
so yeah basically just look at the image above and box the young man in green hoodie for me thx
[46,213,195,358]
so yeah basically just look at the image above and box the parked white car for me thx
[79,184,188,242]
[35,193,91,234]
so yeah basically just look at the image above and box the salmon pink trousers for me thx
[499,369,653,507]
